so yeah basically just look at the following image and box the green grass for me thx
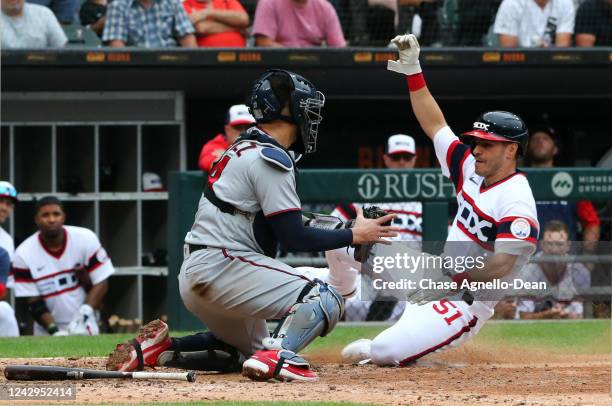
[0,320,609,358]
[475,320,611,354]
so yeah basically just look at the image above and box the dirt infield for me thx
[1,342,610,405]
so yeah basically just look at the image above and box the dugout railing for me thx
[167,168,612,330]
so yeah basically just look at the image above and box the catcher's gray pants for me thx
[178,246,358,357]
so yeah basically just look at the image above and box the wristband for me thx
[406,73,426,92]
[47,323,59,335]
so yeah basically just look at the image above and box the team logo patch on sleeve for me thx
[96,247,108,263]
[510,218,531,239]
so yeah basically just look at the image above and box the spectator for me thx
[102,0,196,47]
[79,0,108,37]
[455,0,503,46]
[182,0,249,47]
[492,299,518,319]
[1,0,67,48]
[0,181,19,337]
[397,0,441,46]
[516,220,590,319]
[575,0,612,46]
[493,0,575,47]
[198,104,256,172]
[525,126,601,245]
[335,134,422,322]
[346,0,397,46]
[27,0,79,24]
[252,0,346,47]
[9,196,114,335]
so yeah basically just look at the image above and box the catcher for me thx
[107,70,398,381]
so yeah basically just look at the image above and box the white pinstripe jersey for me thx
[433,126,539,307]
[332,202,423,242]
[9,225,114,334]
[433,126,539,252]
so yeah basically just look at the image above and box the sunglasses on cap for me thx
[388,153,415,162]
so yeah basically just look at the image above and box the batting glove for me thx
[67,304,99,336]
[387,34,422,76]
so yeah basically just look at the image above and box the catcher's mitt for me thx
[352,205,391,262]
[362,206,391,225]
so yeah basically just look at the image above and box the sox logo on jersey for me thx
[456,198,495,243]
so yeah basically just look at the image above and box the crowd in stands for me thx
[1,0,611,48]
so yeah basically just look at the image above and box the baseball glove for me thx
[352,205,391,262]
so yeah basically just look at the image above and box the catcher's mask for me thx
[249,69,325,154]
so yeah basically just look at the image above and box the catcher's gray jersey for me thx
[185,128,301,255]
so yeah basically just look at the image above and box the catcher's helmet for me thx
[249,69,325,154]
[0,181,18,202]
[462,111,529,156]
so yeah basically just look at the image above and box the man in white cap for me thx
[0,181,20,336]
[329,134,422,322]
[383,133,418,170]
[198,104,256,172]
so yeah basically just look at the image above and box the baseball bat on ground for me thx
[4,365,196,382]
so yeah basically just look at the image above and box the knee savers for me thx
[264,279,343,353]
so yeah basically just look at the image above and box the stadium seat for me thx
[63,24,101,47]
[438,0,459,46]
[483,24,499,47]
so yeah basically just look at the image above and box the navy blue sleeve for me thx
[268,210,353,252]
[0,247,9,285]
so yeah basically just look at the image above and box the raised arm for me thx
[387,35,447,140]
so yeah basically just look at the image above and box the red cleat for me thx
[242,350,318,382]
[106,319,171,372]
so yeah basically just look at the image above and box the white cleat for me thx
[341,339,372,364]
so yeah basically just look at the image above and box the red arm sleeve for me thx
[576,200,601,227]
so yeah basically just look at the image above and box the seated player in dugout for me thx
[198,104,257,172]
[341,34,540,366]
[106,70,399,381]
[9,196,114,336]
